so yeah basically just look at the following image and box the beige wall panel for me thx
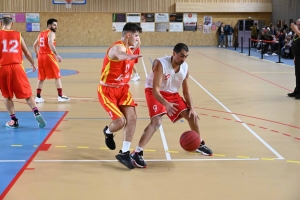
[1,0,271,12]
[10,12,270,47]
[176,3,272,12]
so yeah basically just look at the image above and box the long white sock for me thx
[121,141,131,153]
[135,146,143,153]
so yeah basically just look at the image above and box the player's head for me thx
[172,43,189,65]
[1,15,13,28]
[47,18,58,32]
[122,23,142,46]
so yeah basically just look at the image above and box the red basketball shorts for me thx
[38,54,61,80]
[0,64,32,99]
[97,84,137,120]
[145,88,189,123]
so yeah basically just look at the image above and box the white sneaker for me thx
[272,53,277,56]
[223,45,225,47]
[58,95,70,102]
[131,74,140,81]
[35,97,44,103]
[264,53,269,56]
[218,45,221,48]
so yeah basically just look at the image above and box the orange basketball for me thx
[180,131,200,152]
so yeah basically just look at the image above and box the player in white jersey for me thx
[130,43,213,168]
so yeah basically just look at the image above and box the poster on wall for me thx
[26,13,40,23]
[141,22,155,32]
[155,23,169,32]
[169,13,183,22]
[203,16,212,34]
[112,13,126,22]
[183,13,197,22]
[141,13,154,22]
[26,23,40,32]
[184,22,197,31]
[155,13,169,23]
[112,22,126,32]
[169,23,183,32]
[15,13,25,22]
[126,13,141,23]
[0,13,15,22]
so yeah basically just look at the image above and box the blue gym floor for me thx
[0,111,66,196]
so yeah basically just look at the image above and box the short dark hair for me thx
[47,18,57,26]
[2,16,12,26]
[173,43,189,53]
[122,23,142,36]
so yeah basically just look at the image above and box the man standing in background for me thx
[33,18,70,103]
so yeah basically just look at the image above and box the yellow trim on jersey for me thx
[98,85,123,117]
[100,62,111,82]
[47,54,60,69]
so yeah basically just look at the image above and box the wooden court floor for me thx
[1,47,300,200]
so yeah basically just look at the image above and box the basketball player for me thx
[98,23,142,169]
[130,37,141,81]
[0,15,46,128]
[131,43,213,168]
[33,18,70,103]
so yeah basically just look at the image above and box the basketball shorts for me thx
[132,47,140,64]
[38,53,61,80]
[145,88,189,123]
[0,64,32,99]
[97,84,137,120]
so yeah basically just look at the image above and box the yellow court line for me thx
[55,146,67,148]
[261,158,275,161]
[144,149,156,152]
[99,147,109,150]
[77,146,89,149]
[287,160,300,164]
[11,145,22,147]
[166,150,178,153]
[237,156,250,158]
[213,154,226,157]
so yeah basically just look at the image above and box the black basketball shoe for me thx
[131,150,147,168]
[196,140,213,156]
[115,150,135,169]
[103,126,116,150]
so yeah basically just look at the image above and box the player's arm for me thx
[21,35,36,71]
[33,37,39,58]
[182,71,199,122]
[109,44,141,61]
[131,37,141,52]
[48,31,62,62]
[152,60,178,116]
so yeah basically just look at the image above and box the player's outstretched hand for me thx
[166,102,178,116]
[188,108,200,124]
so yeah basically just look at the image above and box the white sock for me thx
[121,141,131,153]
[105,127,113,134]
[135,146,143,152]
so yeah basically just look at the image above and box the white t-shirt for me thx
[145,56,188,93]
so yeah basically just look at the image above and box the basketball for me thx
[180,131,200,152]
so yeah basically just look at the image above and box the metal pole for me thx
[276,42,283,63]
[260,40,263,59]
[241,37,243,53]
[248,38,251,56]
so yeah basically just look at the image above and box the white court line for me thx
[142,56,171,160]
[33,158,259,162]
[189,75,284,160]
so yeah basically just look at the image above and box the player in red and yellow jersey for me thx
[98,22,142,169]
[0,15,46,128]
[33,18,70,103]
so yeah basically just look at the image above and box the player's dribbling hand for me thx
[166,102,178,116]
[56,55,62,62]
[188,108,200,124]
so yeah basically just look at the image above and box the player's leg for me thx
[3,98,19,128]
[131,65,140,81]
[36,55,46,103]
[13,64,46,128]
[179,109,213,156]
[131,88,166,168]
[55,78,70,102]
